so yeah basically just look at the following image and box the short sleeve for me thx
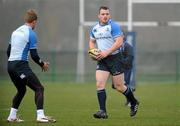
[111,22,123,39]
[29,29,38,49]
[90,28,95,40]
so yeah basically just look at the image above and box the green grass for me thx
[0,81,180,126]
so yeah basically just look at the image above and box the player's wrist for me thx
[39,59,44,67]
[106,49,112,56]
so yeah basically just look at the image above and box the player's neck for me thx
[25,23,34,29]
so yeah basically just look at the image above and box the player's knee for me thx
[39,86,44,92]
[17,87,26,95]
[36,85,44,92]
[96,81,105,89]
[116,87,124,93]
[115,83,125,93]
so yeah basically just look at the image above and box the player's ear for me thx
[98,14,100,19]
[33,20,37,24]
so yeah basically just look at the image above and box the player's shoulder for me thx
[16,24,28,30]
[14,25,32,35]
[90,22,99,33]
[108,19,120,27]
[91,22,99,29]
[27,26,37,37]
[12,25,26,36]
[108,19,122,33]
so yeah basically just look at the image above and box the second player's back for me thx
[8,25,34,61]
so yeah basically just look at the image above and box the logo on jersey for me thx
[93,29,97,33]
[98,33,103,36]
[96,36,111,40]
[106,27,110,31]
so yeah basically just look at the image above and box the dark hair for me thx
[24,9,38,23]
[99,6,110,14]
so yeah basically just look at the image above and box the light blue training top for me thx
[90,19,123,55]
[8,24,38,61]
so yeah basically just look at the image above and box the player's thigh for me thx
[8,71,26,91]
[26,72,43,91]
[96,70,110,89]
[8,63,26,91]
[112,73,124,86]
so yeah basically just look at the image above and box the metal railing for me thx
[0,50,179,83]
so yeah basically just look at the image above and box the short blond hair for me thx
[24,9,38,23]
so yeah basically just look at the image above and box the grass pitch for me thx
[0,81,180,126]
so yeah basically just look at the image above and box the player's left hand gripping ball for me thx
[88,48,101,60]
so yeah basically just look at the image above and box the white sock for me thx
[7,108,18,119]
[37,109,45,119]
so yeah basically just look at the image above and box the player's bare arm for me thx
[89,38,96,49]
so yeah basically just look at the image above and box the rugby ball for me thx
[88,48,101,60]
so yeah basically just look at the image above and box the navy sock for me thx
[123,86,137,105]
[97,89,106,112]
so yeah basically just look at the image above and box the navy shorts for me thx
[96,52,125,76]
[8,61,42,88]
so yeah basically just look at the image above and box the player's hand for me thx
[96,51,109,60]
[42,61,49,72]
